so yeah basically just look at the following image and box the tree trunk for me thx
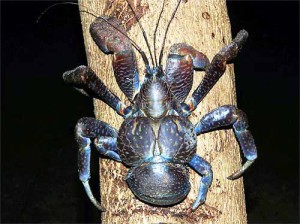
[78,0,247,223]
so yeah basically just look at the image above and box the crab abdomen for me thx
[126,163,190,206]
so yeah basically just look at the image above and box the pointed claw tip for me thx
[98,206,106,212]
[227,173,242,180]
[227,175,235,180]
[94,201,106,212]
[191,200,204,211]
[191,206,197,212]
[228,159,255,180]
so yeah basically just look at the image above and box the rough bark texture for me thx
[78,0,247,223]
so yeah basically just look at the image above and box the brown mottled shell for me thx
[118,117,155,166]
[158,116,197,163]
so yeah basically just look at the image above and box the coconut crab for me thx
[59,0,257,211]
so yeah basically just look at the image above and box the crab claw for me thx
[227,159,255,180]
[191,197,205,211]
[82,181,106,212]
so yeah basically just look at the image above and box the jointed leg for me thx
[183,30,248,114]
[165,43,210,103]
[188,154,213,210]
[194,105,257,179]
[90,17,140,102]
[75,117,121,211]
[63,66,130,116]
[94,137,121,162]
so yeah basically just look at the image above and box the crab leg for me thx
[165,43,209,103]
[194,105,257,179]
[188,154,213,210]
[63,66,129,116]
[90,17,140,102]
[183,30,248,114]
[75,117,121,211]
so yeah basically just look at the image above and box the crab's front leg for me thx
[194,105,257,179]
[63,16,142,117]
[165,43,210,103]
[75,117,122,211]
[90,17,140,102]
[63,66,131,116]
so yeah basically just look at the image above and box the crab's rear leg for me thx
[184,30,249,114]
[75,117,122,211]
[194,105,257,179]
[188,154,213,210]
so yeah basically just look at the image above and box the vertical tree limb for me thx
[78,0,247,223]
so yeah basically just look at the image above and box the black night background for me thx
[1,1,299,223]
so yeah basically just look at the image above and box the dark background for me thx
[2,1,299,223]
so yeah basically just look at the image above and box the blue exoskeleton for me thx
[62,0,257,212]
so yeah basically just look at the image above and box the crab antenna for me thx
[158,0,181,66]
[153,0,166,67]
[36,2,150,67]
[37,2,98,24]
[125,0,154,67]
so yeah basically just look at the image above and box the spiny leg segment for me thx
[194,105,257,179]
[63,66,129,116]
[75,117,122,211]
[183,30,249,115]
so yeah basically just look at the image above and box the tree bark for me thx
[78,0,247,223]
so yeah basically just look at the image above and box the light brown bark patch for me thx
[104,0,149,31]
